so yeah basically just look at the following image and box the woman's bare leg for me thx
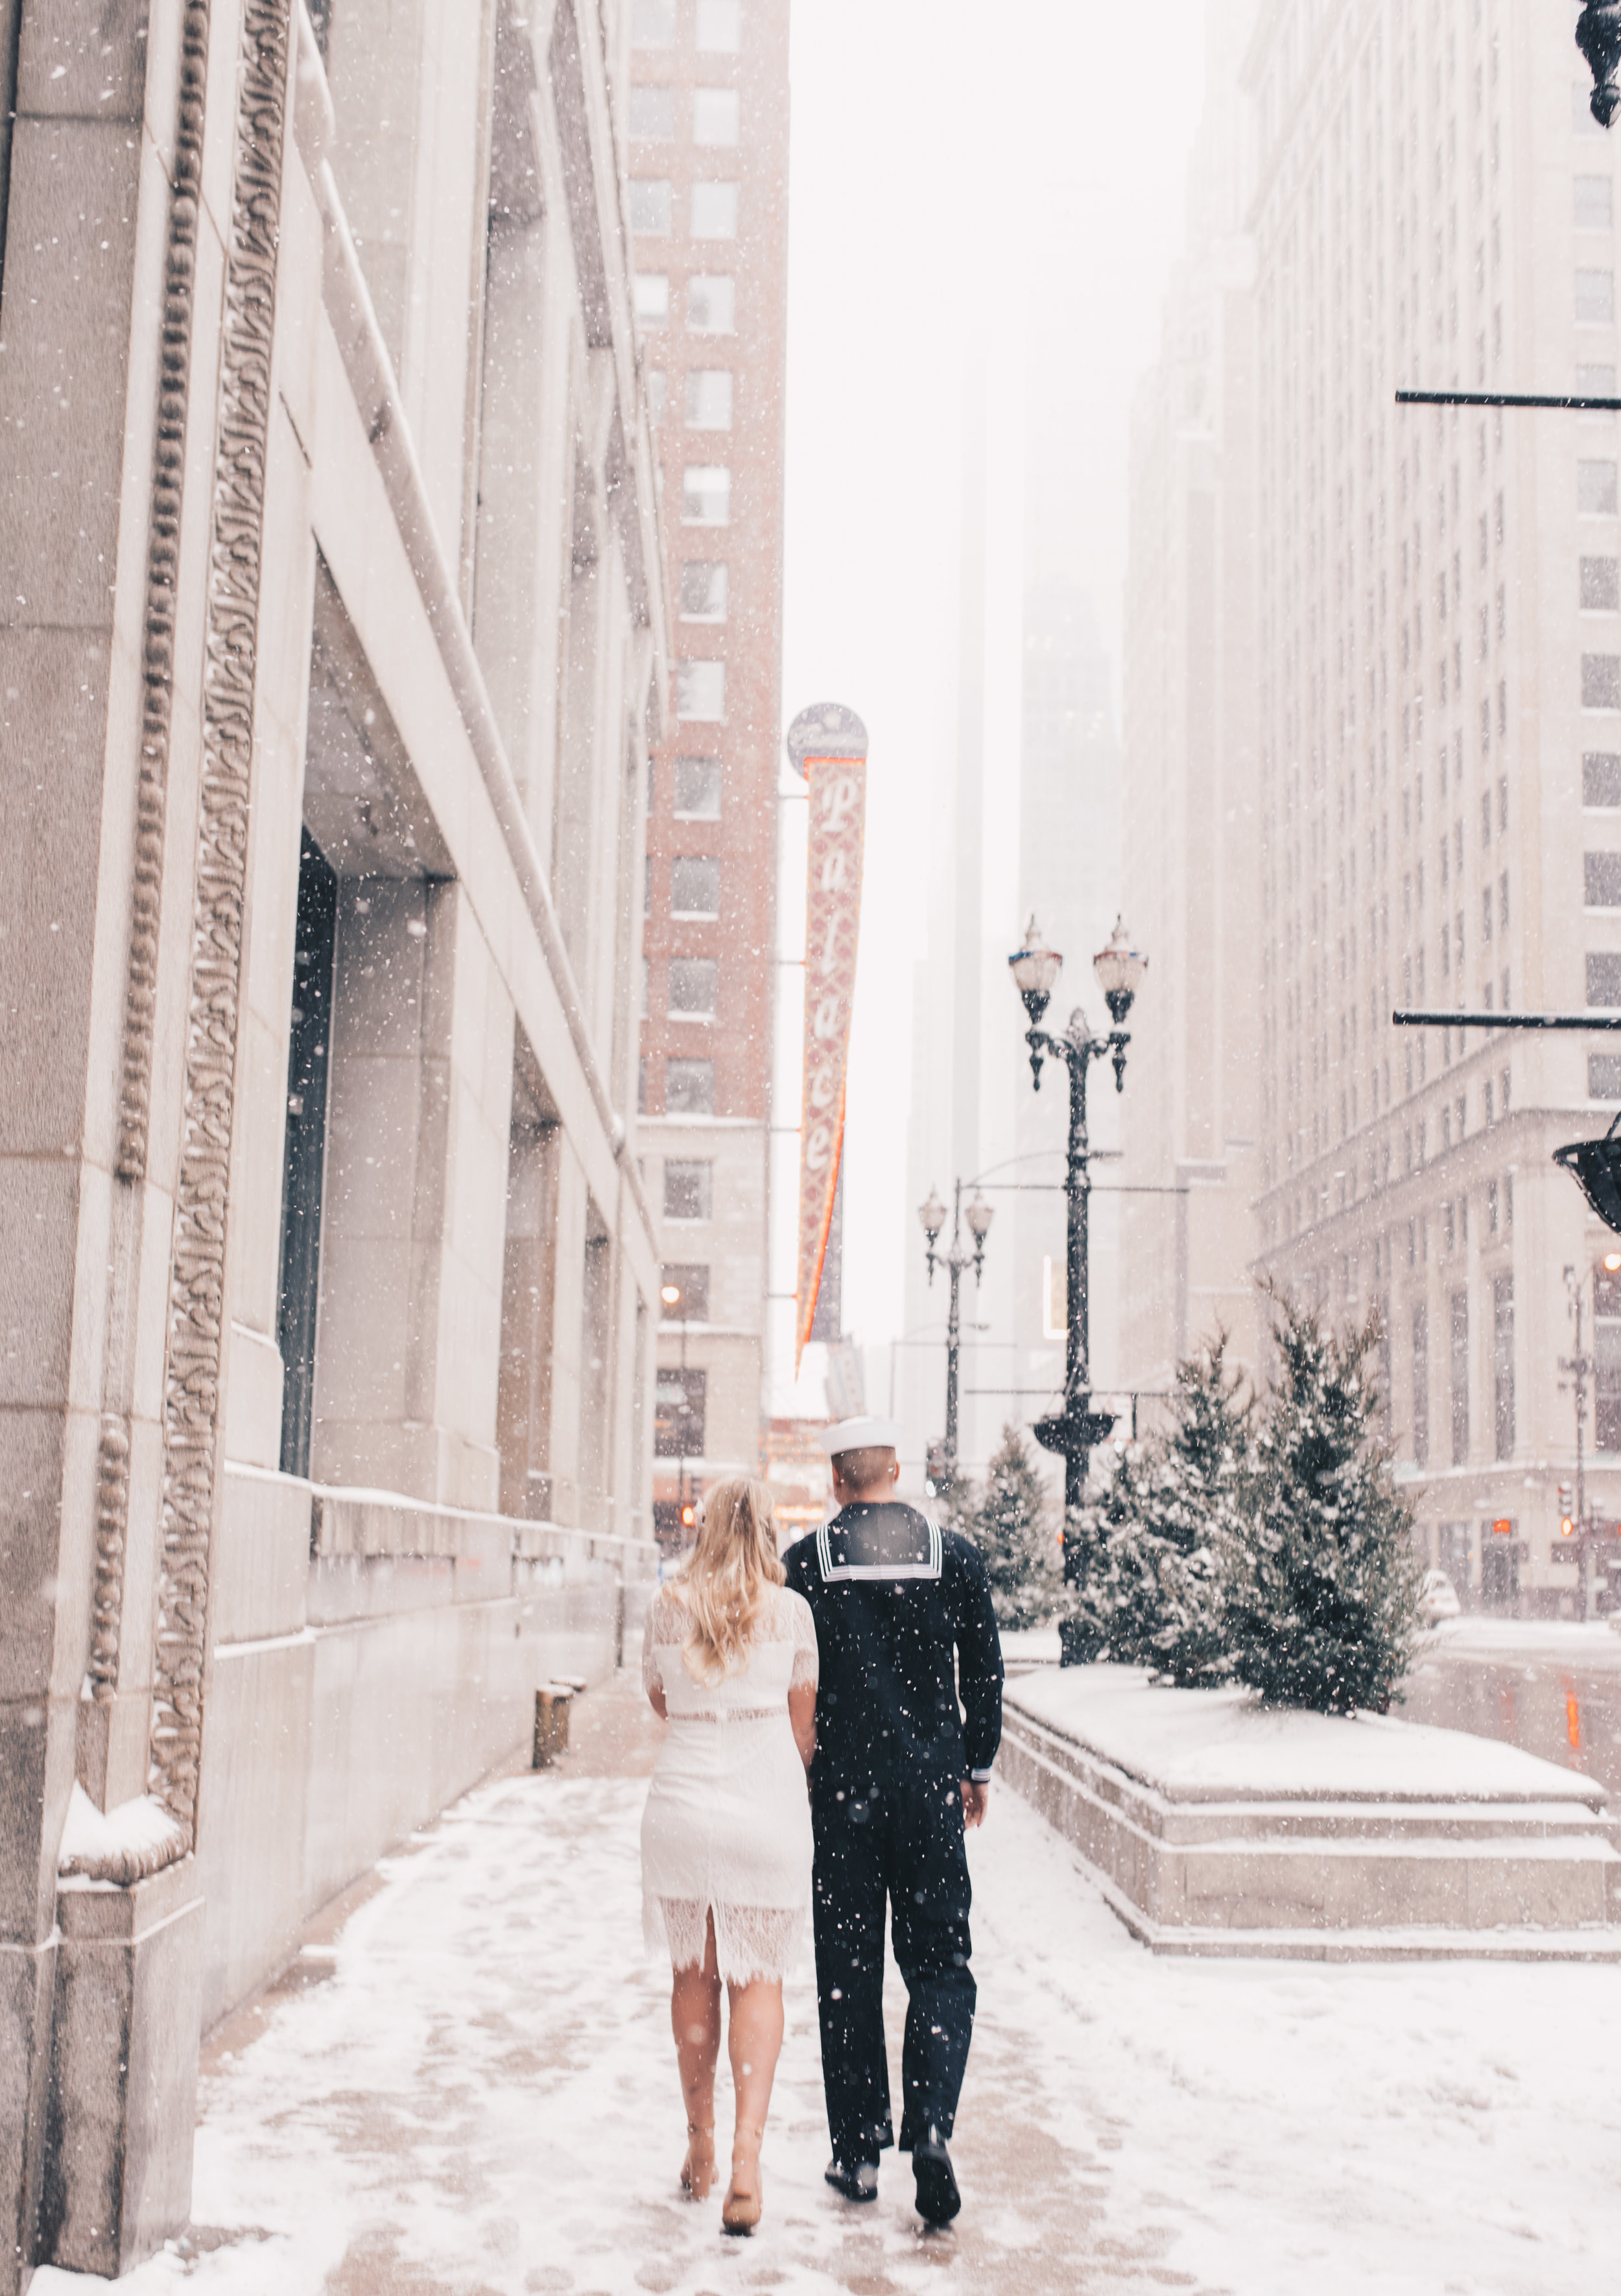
[722,1973,784,2223]
[670,1914,722,2195]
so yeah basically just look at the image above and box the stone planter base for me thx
[1000,1673,1621,1963]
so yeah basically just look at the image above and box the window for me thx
[1583,557,1620,610]
[674,756,722,817]
[663,1159,712,1220]
[691,181,739,239]
[629,178,672,235]
[679,560,728,620]
[278,831,338,1481]
[696,0,741,49]
[670,855,720,915]
[666,1057,715,1114]
[676,659,725,721]
[687,274,735,332]
[1576,175,1614,230]
[640,956,649,1020]
[628,84,674,139]
[1587,751,1621,804]
[1577,269,1615,324]
[1587,850,1621,905]
[659,1263,710,1319]
[654,1366,706,1457]
[1589,952,1621,1004]
[1591,1053,1621,1096]
[1450,1288,1469,1466]
[685,368,733,429]
[1580,459,1619,514]
[633,272,669,326]
[681,464,730,523]
[694,86,740,144]
[632,0,676,45]
[1598,1265,1621,1450]
[645,368,667,424]
[1493,1274,1514,1460]
[1412,1302,1429,1466]
[669,957,718,1018]
[1583,652,1621,706]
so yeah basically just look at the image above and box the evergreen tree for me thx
[971,1424,1063,1629]
[1225,1293,1422,1714]
[1063,1339,1249,1684]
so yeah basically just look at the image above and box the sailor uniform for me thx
[783,1501,1003,2170]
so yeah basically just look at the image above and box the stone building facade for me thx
[1244,0,1621,1609]
[625,0,789,1537]
[0,0,665,2277]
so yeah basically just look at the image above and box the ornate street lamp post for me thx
[918,1178,993,1493]
[1008,914,1147,1546]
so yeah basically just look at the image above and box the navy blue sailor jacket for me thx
[783,1502,1004,1790]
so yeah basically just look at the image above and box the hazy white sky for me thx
[772,0,1213,1381]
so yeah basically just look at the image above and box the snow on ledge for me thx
[58,1783,186,1883]
[1005,1664,1605,1806]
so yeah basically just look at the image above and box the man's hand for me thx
[960,1780,989,1829]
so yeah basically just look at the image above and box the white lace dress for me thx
[640,1582,818,1985]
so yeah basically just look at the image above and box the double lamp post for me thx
[914,916,1147,1581]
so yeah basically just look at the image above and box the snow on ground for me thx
[1008,1665,1602,1802]
[32,1699,1621,2296]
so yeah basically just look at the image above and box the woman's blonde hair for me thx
[674,1476,783,1685]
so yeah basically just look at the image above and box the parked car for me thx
[1417,1568,1461,1627]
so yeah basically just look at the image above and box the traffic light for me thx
[681,1500,696,1529]
[1557,1483,1576,1540]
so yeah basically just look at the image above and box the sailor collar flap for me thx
[815,1505,943,1584]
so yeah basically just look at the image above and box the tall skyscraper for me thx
[1157,0,1621,1613]
[626,0,789,1538]
[1120,0,1262,1412]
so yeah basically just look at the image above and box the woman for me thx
[641,1476,818,2234]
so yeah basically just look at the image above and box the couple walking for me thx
[639,1417,1004,2234]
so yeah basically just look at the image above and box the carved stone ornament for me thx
[148,0,294,1841]
[1578,1,1621,129]
[86,0,214,1719]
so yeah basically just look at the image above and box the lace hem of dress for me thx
[667,1707,781,1725]
[645,1894,805,1985]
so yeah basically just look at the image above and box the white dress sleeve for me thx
[787,1589,819,1692]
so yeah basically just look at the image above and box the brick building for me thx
[626,0,790,1537]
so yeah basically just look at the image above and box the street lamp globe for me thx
[1008,915,1063,1026]
[661,1282,682,1308]
[964,1194,994,1244]
[1093,916,1148,1026]
[918,1186,947,1244]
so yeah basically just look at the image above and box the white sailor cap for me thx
[819,1415,903,1458]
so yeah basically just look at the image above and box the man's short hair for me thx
[831,1444,896,1489]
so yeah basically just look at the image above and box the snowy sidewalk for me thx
[35,1670,1621,2296]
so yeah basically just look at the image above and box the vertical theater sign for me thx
[785,704,869,1369]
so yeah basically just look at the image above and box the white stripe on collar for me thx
[816,1515,942,1583]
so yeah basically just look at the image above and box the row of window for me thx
[629,84,739,146]
[635,272,735,332]
[643,955,718,1020]
[1410,1274,1515,1470]
[633,0,740,53]
[676,657,724,720]
[646,853,721,916]
[678,465,729,523]
[642,1057,716,1116]
[652,755,723,816]
[646,368,732,429]
[630,178,738,239]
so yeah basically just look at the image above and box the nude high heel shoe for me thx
[721,2125,764,2234]
[681,2122,716,2201]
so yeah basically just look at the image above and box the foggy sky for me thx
[777,0,1211,1374]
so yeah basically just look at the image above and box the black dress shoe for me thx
[825,2157,879,2203]
[912,2131,960,2225]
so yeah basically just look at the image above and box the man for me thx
[783,1416,1003,2228]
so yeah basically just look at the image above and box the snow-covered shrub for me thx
[1066,1339,1250,1684]
[970,1423,1063,1630]
[1224,1293,1422,1714]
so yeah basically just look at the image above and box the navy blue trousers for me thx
[810,1772,976,2167]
